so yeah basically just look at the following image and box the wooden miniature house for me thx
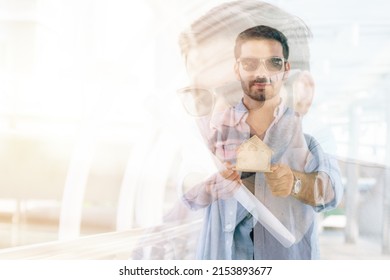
[236,135,273,172]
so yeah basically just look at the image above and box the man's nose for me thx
[254,61,268,76]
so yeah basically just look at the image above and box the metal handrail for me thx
[0,219,202,260]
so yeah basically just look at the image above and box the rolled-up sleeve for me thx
[304,134,344,212]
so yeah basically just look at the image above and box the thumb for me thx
[270,164,279,172]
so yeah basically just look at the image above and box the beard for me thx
[240,76,271,102]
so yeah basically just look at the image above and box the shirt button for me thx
[229,211,234,216]
[225,223,233,231]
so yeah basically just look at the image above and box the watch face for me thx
[294,179,302,194]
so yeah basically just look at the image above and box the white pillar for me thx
[382,96,390,254]
[345,105,360,243]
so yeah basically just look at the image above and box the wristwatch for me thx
[291,174,302,196]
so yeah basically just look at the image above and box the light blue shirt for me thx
[183,100,343,260]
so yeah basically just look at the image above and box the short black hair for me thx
[234,25,289,60]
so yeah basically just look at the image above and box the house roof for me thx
[237,135,273,153]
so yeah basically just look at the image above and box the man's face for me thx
[181,37,242,141]
[234,39,290,106]
[184,37,240,117]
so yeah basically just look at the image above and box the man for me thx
[177,1,343,260]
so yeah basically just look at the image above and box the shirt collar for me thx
[273,99,286,124]
[211,98,288,128]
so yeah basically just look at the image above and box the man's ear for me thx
[234,62,241,81]
[282,61,291,81]
[294,70,315,100]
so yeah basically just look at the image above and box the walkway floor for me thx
[319,229,390,260]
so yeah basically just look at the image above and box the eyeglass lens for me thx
[178,81,244,117]
[240,57,284,72]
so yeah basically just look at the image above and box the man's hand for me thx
[220,162,241,182]
[205,162,242,200]
[264,164,294,197]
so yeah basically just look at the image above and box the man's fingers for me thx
[267,164,291,179]
[221,169,240,181]
[212,167,242,199]
[269,179,291,189]
[229,171,241,181]
[270,164,279,172]
[264,163,294,198]
[271,189,291,197]
[213,178,241,199]
[266,169,287,180]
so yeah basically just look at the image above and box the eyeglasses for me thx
[177,82,242,117]
[237,56,286,72]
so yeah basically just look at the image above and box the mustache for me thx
[249,77,271,86]
[249,72,286,86]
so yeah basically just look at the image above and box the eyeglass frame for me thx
[236,56,288,73]
[177,82,242,117]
